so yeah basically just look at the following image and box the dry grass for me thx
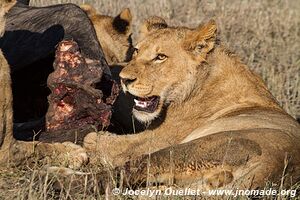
[0,156,299,199]
[0,0,299,199]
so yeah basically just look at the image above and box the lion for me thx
[80,4,133,65]
[83,17,300,189]
[0,0,17,161]
[0,0,88,168]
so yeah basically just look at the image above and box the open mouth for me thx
[133,96,160,113]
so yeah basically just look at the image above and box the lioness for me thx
[81,4,133,65]
[83,17,300,189]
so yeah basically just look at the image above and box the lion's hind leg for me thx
[122,131,263,190]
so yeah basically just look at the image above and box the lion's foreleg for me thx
[0,49,15,166]
[8,140,89,168]
[83,131,171,167]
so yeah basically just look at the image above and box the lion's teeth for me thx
[134,99,148,108]
[134,99,139,105]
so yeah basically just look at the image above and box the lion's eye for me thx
[154,54,167,61]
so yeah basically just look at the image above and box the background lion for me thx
[81,4,133,65]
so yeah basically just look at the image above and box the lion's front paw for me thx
[62,142,89,169]
[83,132,99,152]
[83,131,118,165]
[83,131,113,152]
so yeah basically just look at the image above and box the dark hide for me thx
[1,3,109,74]
[17,0,30,5]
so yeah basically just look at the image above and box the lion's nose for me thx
[121,77,136,87]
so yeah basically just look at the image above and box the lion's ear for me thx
[197,19,217,40]
[139,16,168,40]
[112,8,132,35]
[80,4,98,17]
[184,20,217,57]
[1,0,16,13]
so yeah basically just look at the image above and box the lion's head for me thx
[120,17,217,123]
[81,5,133,65]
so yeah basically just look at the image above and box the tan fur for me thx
[0,1,88,168]
[81,4,132,65]
[84,18,300,189]
[0,49,13,158]
[0,0,16,162]
[0,0,15,36]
